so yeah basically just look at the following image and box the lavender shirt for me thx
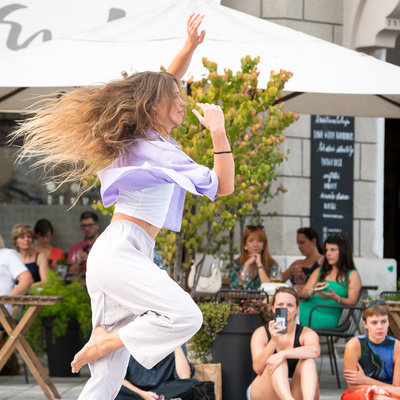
[97,131,219,232]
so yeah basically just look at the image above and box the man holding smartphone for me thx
[248,287,320,400]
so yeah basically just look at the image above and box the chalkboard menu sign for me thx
[310,115,354,247]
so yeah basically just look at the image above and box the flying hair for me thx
[9,71,181,192]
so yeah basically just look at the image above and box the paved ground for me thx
[0,342,346,399]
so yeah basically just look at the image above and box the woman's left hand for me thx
[192,103,225,133]
[186,13,205,49]
[343,363,368,385]
[317,288,337,300]
[254,254,262,267]
[266,353,285,375]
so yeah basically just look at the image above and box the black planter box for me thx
[44,317,83,377]
[212,313,264,400]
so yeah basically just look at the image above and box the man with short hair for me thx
[343,300,400,400]
[68,211,100,273]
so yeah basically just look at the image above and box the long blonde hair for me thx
[10,71,181,185]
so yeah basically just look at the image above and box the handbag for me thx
[188,264,222,295]
[192,381,215,400]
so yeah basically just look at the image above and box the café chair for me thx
[214,289,269,304]
[307,287,368,388]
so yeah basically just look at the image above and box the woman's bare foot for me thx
[71,326,121,373]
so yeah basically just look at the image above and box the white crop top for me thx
[114,184,174,228]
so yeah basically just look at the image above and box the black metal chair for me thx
[308,287,368,388]
[214,289,269,304]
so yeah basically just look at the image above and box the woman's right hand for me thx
[268,320,286,339]
[192,103,225,134]
[243,254,257,269]
[287,260,302,277]
[141,391,159,400]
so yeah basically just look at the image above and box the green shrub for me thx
[26,271,91,354]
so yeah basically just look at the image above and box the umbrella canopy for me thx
[1,0,400,117]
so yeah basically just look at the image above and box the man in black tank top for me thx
[248,287,320,400]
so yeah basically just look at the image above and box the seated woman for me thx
[34,219,65,268]
[342,300,400,400]
[115,345,208,400]
[299,233,362,329]
[11,224,49,286]
[228,225,276,290]
[248,286,320,400]
[282,227,324,293]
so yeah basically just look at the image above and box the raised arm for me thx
[251,325,276,375]
[167,13,205,80]
[192,103,234,196]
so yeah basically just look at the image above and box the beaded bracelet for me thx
[214,151,232,154]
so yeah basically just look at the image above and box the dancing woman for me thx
[12,15,234,400]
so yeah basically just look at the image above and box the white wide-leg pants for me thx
[77,220,203,400]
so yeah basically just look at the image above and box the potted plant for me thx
[190,298,270,400]
[26,271,91,377]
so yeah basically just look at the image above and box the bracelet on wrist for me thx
[214,150,232,154]
[338,296,341,304]
[257,265,264,269]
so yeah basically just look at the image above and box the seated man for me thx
[68,211,100,273]
[249,286,320,400]
[343,300,400,400]
[115,345,211,400]
[0,235,33,315]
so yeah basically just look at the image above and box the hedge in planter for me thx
[26,271,91,356]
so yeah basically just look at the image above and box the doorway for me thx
[384,119,400,277]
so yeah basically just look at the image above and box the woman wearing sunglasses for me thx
[299,233,362,329]
[342,300,400,400]
[228,225,277,290]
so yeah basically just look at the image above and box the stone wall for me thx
[221,0,384,259]
[0,204,111,254]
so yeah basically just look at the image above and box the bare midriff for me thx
[111,212,160,240]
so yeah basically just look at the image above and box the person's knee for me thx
[175,298,203,334]
[188,302,203,333]
[298,358,317,371]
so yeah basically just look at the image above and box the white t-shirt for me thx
[0,248,28,313]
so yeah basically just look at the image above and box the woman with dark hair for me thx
[282,227,324,293]
[228,226,276,290]
[299,233,362,329]
[11,15,234,400]
[34,219,65,268]
[248,286,320,400]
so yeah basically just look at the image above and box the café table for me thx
[0,295,63,400]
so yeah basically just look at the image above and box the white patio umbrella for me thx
[1,0,400,117]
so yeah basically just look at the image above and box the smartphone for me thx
[275,307,287,334]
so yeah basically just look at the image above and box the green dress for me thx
[299,268,353,329]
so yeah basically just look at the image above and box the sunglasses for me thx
[247,225,264,231]
[364,300,387,309]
